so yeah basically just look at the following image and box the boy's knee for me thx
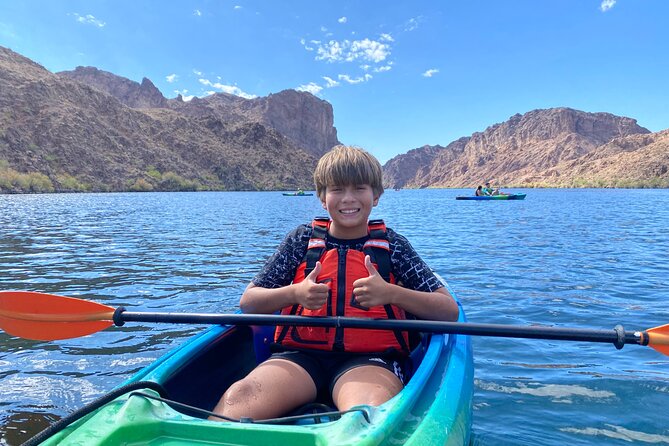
[223,379,258,404]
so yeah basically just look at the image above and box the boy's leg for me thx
[331,365,403,411]
[209,358,317,421]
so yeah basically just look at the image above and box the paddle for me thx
[1,291,667,356]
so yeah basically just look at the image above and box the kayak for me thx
[28,281,474,446]
[282,192,314,196]
[456,193,526,200]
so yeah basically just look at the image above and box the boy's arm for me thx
[352,256,459,321]
[240,262,330,314]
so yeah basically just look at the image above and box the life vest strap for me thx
[305,219,329,276]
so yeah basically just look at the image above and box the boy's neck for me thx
[328,221,369,240]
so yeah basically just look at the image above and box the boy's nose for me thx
[342,188,356,200]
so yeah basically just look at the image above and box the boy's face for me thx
[322,184,379,239]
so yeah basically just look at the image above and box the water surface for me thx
[1,189,668,445]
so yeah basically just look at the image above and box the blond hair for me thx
[314,145,384,200]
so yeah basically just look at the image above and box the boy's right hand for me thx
[297,261,330,310]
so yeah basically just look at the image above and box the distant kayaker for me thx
[210,145,459,421]
[482,182,495,195]
[475,185,484,196]
[297,189,304,195]
[483,181,508,196]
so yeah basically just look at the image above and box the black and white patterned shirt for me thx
[252,223,443,292]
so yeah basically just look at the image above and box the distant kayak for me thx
[282,192,314,196]
[456,193,526,200]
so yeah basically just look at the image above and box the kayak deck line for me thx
[128,391,371,425]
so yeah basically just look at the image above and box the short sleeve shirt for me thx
[252,223,443,293]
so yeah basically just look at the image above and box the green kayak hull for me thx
[36,284,473,446]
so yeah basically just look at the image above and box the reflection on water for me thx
[1,189,669,445]
[1,411,58,446]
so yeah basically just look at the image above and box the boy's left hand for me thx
[352,255,391,308]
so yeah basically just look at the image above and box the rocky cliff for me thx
[59,66,168,109]
[384,108,666,189]
[0,46,339,193]
[60,66,339,158]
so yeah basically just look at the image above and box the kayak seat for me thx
[251,324,275,364]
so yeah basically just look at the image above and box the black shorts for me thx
[268,350,408,394]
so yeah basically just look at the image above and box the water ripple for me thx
[1,189,668,445]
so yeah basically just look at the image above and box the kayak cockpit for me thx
[143,323,431,424]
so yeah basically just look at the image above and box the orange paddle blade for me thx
[646,324,669,356]
[0,291,115,341]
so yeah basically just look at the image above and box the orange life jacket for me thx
[274,218,411,354]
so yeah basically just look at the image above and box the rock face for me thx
[382,139,468,189]
[171,89,340,158]
[383,108,663,189]
[61,67,340,158]
[59,66,168,109]
[0,46,340,193]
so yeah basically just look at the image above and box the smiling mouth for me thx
[339,209,360,214]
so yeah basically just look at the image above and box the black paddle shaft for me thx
[114,309,645,349]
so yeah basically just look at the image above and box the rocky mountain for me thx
[59,66,168,109]
[383,108,667,189]
[59,67,339,158]
[3,45,667,194]
[382,138,468,189]
[0,46,340,193]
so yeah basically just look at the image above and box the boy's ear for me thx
[321,199,327,209]
[373,194,380,206]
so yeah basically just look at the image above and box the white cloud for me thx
[315,37,391,64]
[301,38,314,51]
[198,78,256,99]
[166,74,178,83]
[338,17,347,24]
[338,73,372,84]
[296,82,323,95]
[193,69,203,76]
[316,40,345,62]
[174,89,194,101]
[379,33,394,42]
[323,76,340,88]
[234,5,242,10]
[600,0,616,11]
[422,68,439,78]
[405,17,420,32]
[375,65,392,73]
[193,9,202,17]
[72,13,106,28]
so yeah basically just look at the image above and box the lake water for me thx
[1,189,668,445]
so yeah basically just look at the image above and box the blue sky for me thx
[1,1,668,163]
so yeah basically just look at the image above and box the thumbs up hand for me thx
[297,261,330,310]
[352,256,391,308]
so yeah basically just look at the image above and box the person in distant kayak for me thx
[482,182,495,195]
[483,181,509,196]
[210,145,459,421]
[475,185,484,196]
[297,189,304,195]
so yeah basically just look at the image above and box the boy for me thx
[210,145,459,420]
